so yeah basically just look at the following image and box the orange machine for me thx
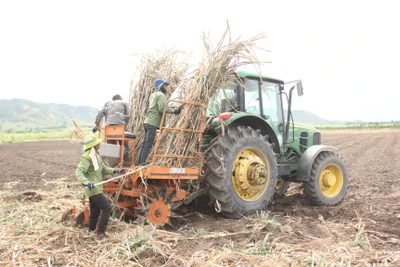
[104,100,204,226]
[65,100,205,227]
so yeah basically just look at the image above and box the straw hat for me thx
[83,135,103,150]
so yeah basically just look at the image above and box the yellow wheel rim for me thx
[232,148,270,201]
[319,163,344,197]
[276,180,285,190]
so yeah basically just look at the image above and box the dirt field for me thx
[1,129,399,266]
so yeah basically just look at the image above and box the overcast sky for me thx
[1,0,399,122]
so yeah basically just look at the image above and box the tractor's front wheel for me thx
[303,151,348,206]
[205,126,277,218]
[274,180,291,198]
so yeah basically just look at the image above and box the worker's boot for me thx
[96,232,108,239]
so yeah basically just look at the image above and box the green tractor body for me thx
[200,70,348,218]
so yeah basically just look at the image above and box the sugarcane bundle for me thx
[153,24,268,168]
[126,48,191,163]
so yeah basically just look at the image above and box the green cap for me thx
[83,134,103,150]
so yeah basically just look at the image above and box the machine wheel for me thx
[274,180,290,198]
[145,184,179,227]
[303,151,348,206]
[205,126,277,218]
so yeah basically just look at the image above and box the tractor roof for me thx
[235,70,284,84]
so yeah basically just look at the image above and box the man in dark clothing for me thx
[93,94,131,164]
[138,79,182,165]
[94,94,130,130]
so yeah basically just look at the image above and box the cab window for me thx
[244,79,260,115]
[207,84,237,117]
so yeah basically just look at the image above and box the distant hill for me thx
[289,110,344,126]
[0,99,98,132]
[0,98,342,132]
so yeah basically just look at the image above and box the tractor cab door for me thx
[243,78,284,138]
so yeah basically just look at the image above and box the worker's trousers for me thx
[88,193,111,234]
[138,123,158,165]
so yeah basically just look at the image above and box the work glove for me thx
[86,183,95,191]
[92,127,99,133]
[113,168,128,174]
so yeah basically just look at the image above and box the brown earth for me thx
[1,129,399,266]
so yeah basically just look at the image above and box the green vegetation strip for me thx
[0,129,92,144]
[317,123,400,130]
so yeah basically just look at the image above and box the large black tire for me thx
[303,151,348,206]
[204,126,277,218]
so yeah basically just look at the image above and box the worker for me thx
[94,94,130,129]
[75,134,127,239]
[138,78,183,165]
[93,94,131,164]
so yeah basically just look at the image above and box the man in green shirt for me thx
[76,134,127,239]
[138,78,182,165]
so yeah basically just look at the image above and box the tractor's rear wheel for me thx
[303,151,348,206]
[205,126,277,218]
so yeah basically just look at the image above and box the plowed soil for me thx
[1,129,399,266]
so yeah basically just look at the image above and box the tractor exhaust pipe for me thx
[283,80,303,152]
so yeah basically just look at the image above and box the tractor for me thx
[66,70,349,227]
[201,70,348,219]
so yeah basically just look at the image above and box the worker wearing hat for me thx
[75,134,127,239]
[138,78,183,165]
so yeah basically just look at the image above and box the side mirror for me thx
[297,82,304,96]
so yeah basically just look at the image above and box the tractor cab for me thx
[204,71,287,155]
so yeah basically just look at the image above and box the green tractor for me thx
[200,70,349,218]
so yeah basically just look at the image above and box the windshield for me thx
[207,84,237,117]
[261,81,281,121]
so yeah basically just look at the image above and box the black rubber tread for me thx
[273,181,291,199]
[302,151,349,206]
[204,126,278,218]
